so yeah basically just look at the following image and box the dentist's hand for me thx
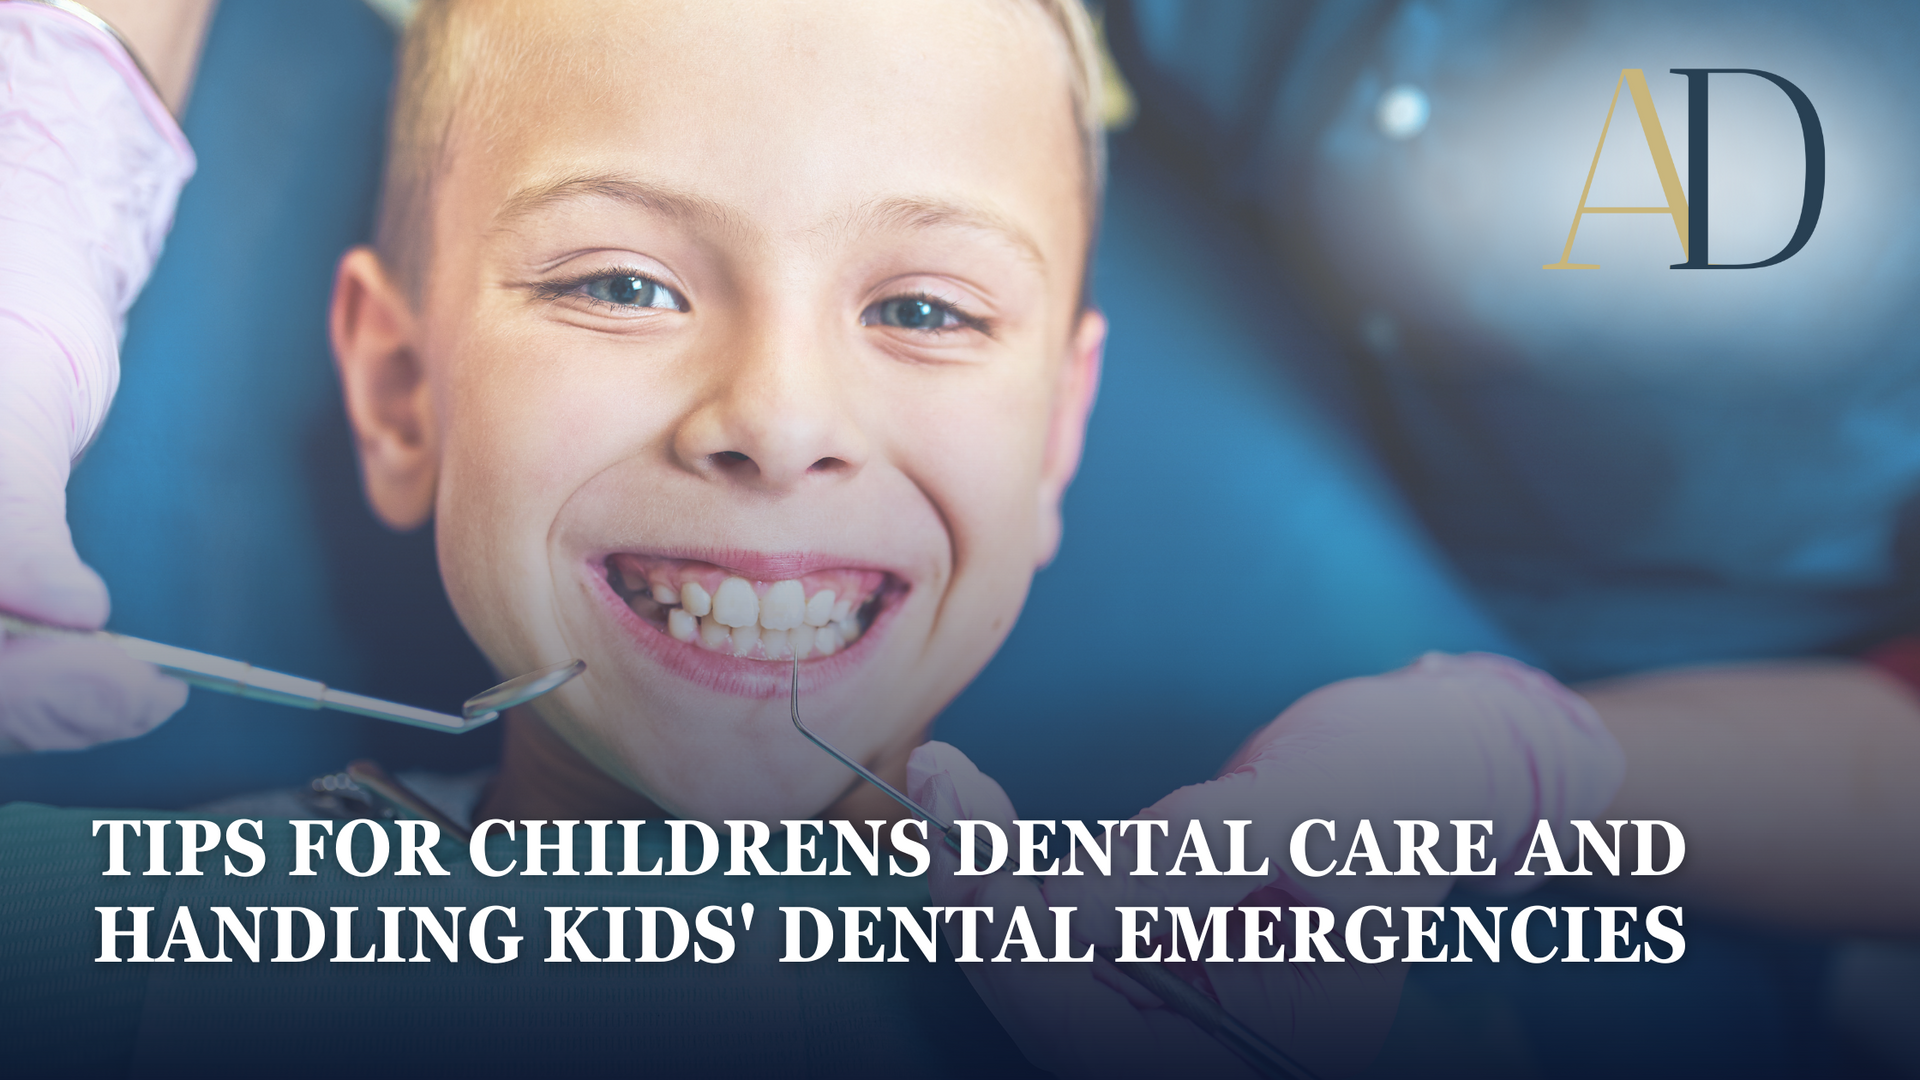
[0,2,196,752]
[908,652,1626,1078]
[911,741,1406,1080]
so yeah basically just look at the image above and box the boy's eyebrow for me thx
[848,197,1047,269]
[491,174,740,233]
[492,173,1045,268]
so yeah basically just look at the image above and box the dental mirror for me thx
[461,658,587,723]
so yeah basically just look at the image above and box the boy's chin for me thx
[630,761,861,825]
[575,715,871,822]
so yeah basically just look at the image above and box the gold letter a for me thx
[1544,69,1689,269]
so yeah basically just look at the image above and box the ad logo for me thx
[1544,68,1824,270]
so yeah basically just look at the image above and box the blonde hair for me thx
[373,0,1107,299]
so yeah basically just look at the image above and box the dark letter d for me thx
[1669,68,1825,269]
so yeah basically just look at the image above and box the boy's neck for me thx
[476,709,918,826]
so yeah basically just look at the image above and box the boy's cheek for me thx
[432,516,560,697]
[429,344,639,577]
[897,426,1052,571]
[427,411,598,681]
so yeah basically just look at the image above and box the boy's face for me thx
[332,0,1102,820]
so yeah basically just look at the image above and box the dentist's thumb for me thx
[0,416,110,630]
[907,740,1021,878]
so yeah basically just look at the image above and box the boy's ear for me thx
[329,246,438,531]
[1034,308,1106,567]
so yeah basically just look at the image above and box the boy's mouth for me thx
[604,553,901,662]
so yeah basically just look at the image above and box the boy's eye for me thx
[578,274,685,311]
[864,295,973,332]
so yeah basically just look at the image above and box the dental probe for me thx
[786,661,1320,1080]
[0,612,584,733]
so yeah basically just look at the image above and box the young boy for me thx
[329,0,1110,828]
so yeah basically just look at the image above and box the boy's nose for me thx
[670,329,871,493]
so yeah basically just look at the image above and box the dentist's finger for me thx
[911,742,1254,1078]
[0,634,187,752]
[0,419,110,629]
[911,743,1161,1007]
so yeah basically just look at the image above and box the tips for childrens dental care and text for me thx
[88,817,1688,967]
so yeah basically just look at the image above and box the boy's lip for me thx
[593,547,901,582]
[580,548,910,698]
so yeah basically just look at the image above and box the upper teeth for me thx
[759,579,805,630]
[712,576,760,628]
[681,581,712,617]
[804,589,835,627]
[617,561,876,661]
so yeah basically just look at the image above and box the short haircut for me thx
[373,0,1108,302]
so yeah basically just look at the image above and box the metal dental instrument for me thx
[786,660,1319,1080]
[345,759,475,843]
[0,611,584,733]
[461,658,587,725]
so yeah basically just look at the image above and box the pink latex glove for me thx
[912,741,1407,1079]
[0,2,195,752]
[908,652,1625,1078]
